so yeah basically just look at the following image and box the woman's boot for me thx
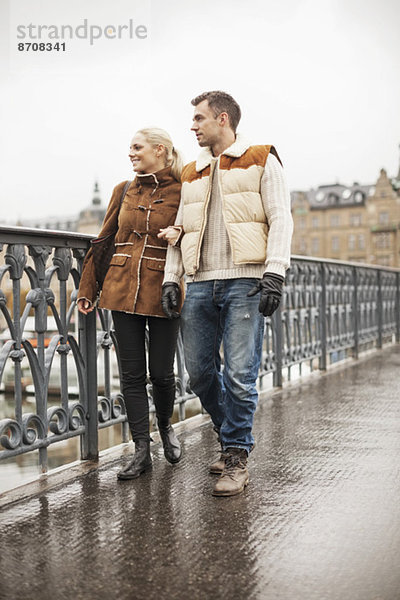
[117,439,152,480]
[158,420,182,464]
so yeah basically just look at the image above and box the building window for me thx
[358,234,365,250]
[299,217,306,230]
[299,238,307,253]
[348,234,356,251]
[379,212,389,225]
[311,238,320,254]
[330,215,340,227]
[350,213,362,227]
[331,236,340,252]
[354,191,364,203]
[311,216,319,228]
[375,233,391,249]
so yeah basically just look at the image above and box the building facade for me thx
[291,167,400,267]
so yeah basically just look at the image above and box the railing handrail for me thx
[290,253,400,273]
[1,227,399,273]
[0,225,94,249]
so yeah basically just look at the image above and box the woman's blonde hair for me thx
[136,127,183,181]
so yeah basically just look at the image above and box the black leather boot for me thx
[158,422,182,464]
[117,439,152,480]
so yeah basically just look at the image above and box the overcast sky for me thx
[0,0,399,224]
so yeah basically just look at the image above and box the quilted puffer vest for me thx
[180,143,279,275]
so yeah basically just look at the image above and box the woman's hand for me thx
[77,298,95,315]
[157,226,181,246]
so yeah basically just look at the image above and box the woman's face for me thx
[129,133,166,174]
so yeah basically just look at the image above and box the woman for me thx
[77,128,184,480]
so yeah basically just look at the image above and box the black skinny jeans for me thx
[112,311,180,442]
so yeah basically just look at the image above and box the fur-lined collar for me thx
[195,133,251,172]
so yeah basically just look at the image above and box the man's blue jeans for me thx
[181,278,265,453]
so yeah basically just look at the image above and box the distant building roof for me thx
[78,180,105,220]
[308,182,374,209]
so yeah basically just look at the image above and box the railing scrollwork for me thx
[0,227,399,474]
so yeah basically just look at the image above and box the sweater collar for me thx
[195,133,251,172]
[135,165,174,187]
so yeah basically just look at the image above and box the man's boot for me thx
[158,420,182,464]
[117,439,152,480]
[209,426,227,474]
[212,448,249,497]
[209,448,231,474]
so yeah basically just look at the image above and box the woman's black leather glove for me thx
[161,283,180,319]
[247,273,284,316]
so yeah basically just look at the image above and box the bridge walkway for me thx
[0,346,399,600]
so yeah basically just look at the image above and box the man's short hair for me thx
[191,91,241,133]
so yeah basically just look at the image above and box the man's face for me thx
[191,100,221,147]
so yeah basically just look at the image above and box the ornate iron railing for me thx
[0,226,399,472]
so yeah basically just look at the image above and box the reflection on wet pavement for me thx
[0,347,399,600]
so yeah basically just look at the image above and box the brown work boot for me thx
[209,450,230,474]
[212,448,249,497]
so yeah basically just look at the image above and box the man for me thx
[161,91,293,497]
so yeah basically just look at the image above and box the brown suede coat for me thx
[78,166,183,317]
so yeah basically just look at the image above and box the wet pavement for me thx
[0,346,399,600]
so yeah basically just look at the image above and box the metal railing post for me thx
[273,307,283,387]
[352,266,359,359]
[377,269,382,349]
[319,263,327,370]
[80,308,98,460]
[396,272,400,344]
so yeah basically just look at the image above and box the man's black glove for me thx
[161,283,180,319]
[247,273,284,317]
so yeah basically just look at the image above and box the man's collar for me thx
[195,133,251,172]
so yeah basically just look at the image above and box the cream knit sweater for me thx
[164,152,293,284]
